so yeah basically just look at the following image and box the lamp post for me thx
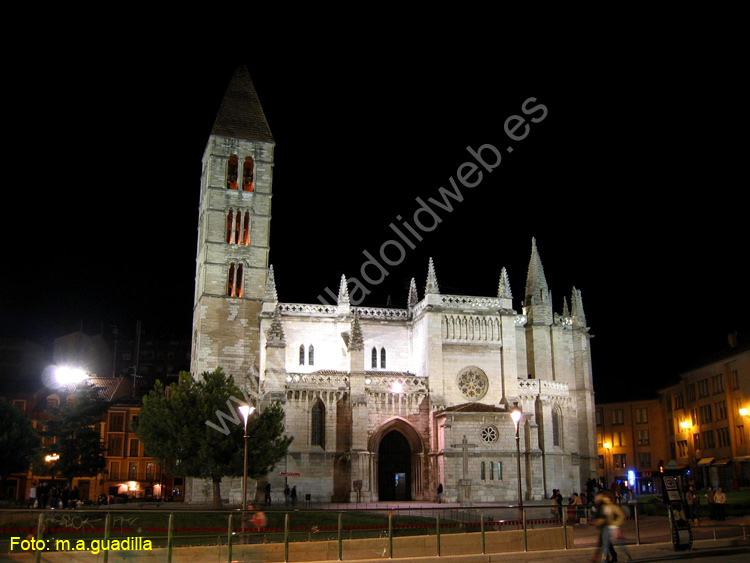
[239,405,256,512]
[603,441,612,488]
[510,403,523,520]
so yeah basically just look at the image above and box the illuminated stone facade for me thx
[188,67,598,504]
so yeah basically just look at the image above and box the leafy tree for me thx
[42,384,109,488]
[0,399,41,499]
[134,368,292,508]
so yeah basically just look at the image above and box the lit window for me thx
[227,263,243,297]
[243,157,255,192]
[227,155,238,190]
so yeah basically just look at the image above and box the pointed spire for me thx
[524,238,549,299]
[337,274,350,304]
[211,66,274,143]
[264,265,278,302]
[408,278,419,308]
[425,258,440,295]
[562,296,570,317]
[498,267,513,299]
[571,287,587,327]
[266,305,286,345]
[348,311,364,351]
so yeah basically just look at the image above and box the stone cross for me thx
[451,435,477,479]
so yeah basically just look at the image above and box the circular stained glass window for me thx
[456,366,489,400]
[481,425,498,443]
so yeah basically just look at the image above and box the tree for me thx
[134,368,292,508]
[0,399,41,500]
[42,384,109,487]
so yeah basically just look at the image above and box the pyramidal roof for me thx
[211,66,274,144]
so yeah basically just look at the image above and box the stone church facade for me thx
[188,66,598,504]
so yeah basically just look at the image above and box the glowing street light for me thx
[54,366,89,387]
[680,420,692,429]
[740,408,749,417]
[510,402,523,519]
[239,404,256,513]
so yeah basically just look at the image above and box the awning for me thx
[734,456,750,463]
[713,458,732,466]
[697,457,714,466]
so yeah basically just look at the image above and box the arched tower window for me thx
[243,157,255,192]
[480,461,486,480]
[227,155,239,190]
[227,263,243,297]
[226,210,234,243]
[552,406,562,447]
[311,399,325,448]
[308,345,314,366]
[242,211,250,246]
[371,347,378,369]
[380,348,387,369]
[299,345,305,365]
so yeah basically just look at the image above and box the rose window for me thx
[456,367,489,400]
[481,425,498,443]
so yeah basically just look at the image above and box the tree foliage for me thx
[43,384,109,486]
[0,399,41,497]
[134,368,292,508]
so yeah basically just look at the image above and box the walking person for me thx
[437,483,443,504]
[596,492,632,563]
[284,484,290,506]
[290,486,297,506]
[591,493,617,562]
[714,487,726,521]
[27,483,37,509]
[685,485,699,523]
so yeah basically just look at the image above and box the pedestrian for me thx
[284,484,290,506]
[290,486,297,506]
[714,487,726,521]
[437,483,443,504]
[570,492,583,519]
[591,493,617,562]
[597,492,632,563]
[705,487,715,520]
[28,483,37,509]
[265,482,271,507]
[685,485,699,523]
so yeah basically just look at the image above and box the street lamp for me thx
[510,403,523,519]
[239,405,256,512]
[603,441,612,488]
[53,366,89,387]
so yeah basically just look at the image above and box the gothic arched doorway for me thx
[378,430,412,501]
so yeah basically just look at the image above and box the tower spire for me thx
[571,287,587,328]
[498,267,513,299]
[211,66,274,143]
[425,258,440,295]
[348,311,364,351]
[524,238,553,326]
[337,274,350,304]
[408,277,419,308]
[264,265,278,302]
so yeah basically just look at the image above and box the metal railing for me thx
[0,503,747,562]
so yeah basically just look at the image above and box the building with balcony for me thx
[658,333,750,490]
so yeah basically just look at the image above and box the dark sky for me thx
[2,53,747,403]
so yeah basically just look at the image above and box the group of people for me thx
[282,484,298,506]
[685,484,726,522]
[27,483,81,509]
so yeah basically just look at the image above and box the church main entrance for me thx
[378,430,411,501]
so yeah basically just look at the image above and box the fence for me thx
[0,503,747,562]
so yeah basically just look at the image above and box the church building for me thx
[189,66,598,504]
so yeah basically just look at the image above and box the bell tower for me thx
[191,66,275,382]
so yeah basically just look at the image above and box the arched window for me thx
[371,347,378,369]
[308,345,314,366]
[480,461,486,480]
[311,399,325,447]
[227,263,243,297]
[242,211,250,246]
[552,406,562,447]
[227,263,235,296]
[227,155,239,190]
[226,210,234,243]
[380,348,387,369]
[299,345,305,365]
[243,157,255,192]
[489,460,494,480]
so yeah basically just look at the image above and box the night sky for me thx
[3,54,747,403]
